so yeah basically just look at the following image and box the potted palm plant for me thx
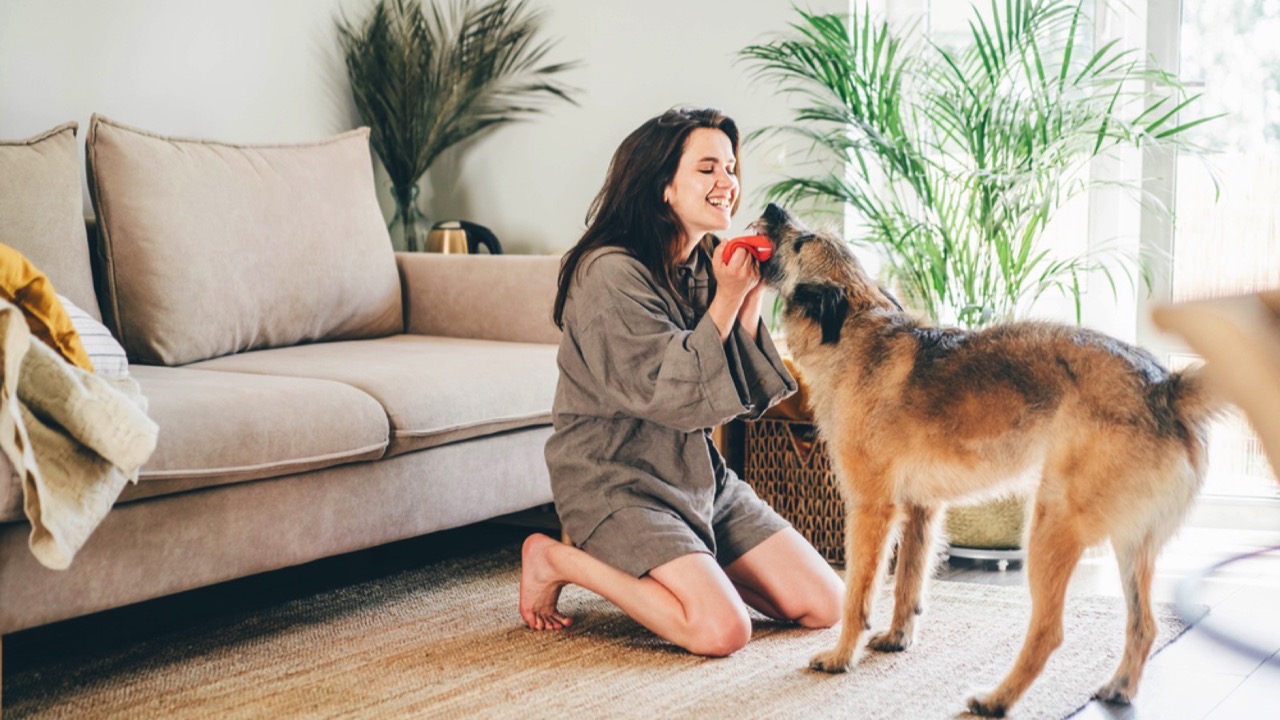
[740,0,1218,558]
[338,0,579,251]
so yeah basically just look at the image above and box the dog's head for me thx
[751,203,900,345]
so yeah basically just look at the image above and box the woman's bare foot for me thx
[519,533,574,630]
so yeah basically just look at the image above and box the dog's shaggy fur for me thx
[752,204,1222,717]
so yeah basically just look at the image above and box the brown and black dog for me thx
[752,203,1222,716]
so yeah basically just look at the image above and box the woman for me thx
[520,107,843,656]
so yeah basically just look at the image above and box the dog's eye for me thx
[793,233,815,250]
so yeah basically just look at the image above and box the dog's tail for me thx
[1162,364,1228,472]
[1169,364,1227,426]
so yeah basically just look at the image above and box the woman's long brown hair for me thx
[552,107,741,328]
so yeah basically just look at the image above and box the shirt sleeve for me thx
[571,257,751,432]
[729,319,798,420]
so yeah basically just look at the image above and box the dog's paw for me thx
[867,628,912,653]
[1092,682,1134,706]
[808,648,852,674]
[965,693,1007,718]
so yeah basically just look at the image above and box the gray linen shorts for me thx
[576,476,791,578]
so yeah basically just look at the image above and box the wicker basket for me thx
[944,497,1029,551]
[743,418,846,566]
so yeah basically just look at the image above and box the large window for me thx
[1174,1,1280,304]
[912,0,1280,510]
[1165,0,1280,501]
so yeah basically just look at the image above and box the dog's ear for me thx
[792,283,849,344]
[878,284,904,311]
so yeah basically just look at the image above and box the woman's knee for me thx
[784,574,844,628]
[798,586,843,628]
[685,606,752,657]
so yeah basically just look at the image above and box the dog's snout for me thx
[763,203,786,225]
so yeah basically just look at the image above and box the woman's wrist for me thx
[737,305,761,341]
[708,293,745,342]
[737,285,765,340]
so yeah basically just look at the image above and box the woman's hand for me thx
[707,241,760,342]
[711,241,760,303]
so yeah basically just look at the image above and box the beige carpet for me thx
[6,547,1199,719]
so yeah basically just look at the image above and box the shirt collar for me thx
[677,236,714,275]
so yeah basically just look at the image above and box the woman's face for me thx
[664,127,738,252]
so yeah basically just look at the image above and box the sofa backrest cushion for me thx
[86,115,403,366]
[0,123,102,321]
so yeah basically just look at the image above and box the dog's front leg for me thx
[869,503,939,652]
[810,500,898,673]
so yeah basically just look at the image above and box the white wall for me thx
[421,0,844,254]
[0,0,843,254]
[0,1,367,144]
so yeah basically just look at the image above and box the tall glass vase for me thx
[389,184,429,252]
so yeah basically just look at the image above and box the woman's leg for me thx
[723,527,844,628]
[520,533,753,657]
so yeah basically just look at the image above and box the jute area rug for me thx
[8,547,1197,720]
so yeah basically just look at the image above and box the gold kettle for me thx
[426,220,504,254]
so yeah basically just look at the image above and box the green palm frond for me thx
[743,0,1215,327]
[337,0,579,195]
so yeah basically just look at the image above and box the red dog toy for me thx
[721,234,773,263]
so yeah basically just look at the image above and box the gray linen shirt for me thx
[545,244,797,550]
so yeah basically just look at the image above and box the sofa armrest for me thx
[396,252,563,345]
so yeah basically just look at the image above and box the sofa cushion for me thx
[190,335,558,457]
[114,365,390,505]
[86,115,403,366]
[0,123,101,321]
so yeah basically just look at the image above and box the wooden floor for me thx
[942,527,1280,719]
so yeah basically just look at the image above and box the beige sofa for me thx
[0,118,561,661]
